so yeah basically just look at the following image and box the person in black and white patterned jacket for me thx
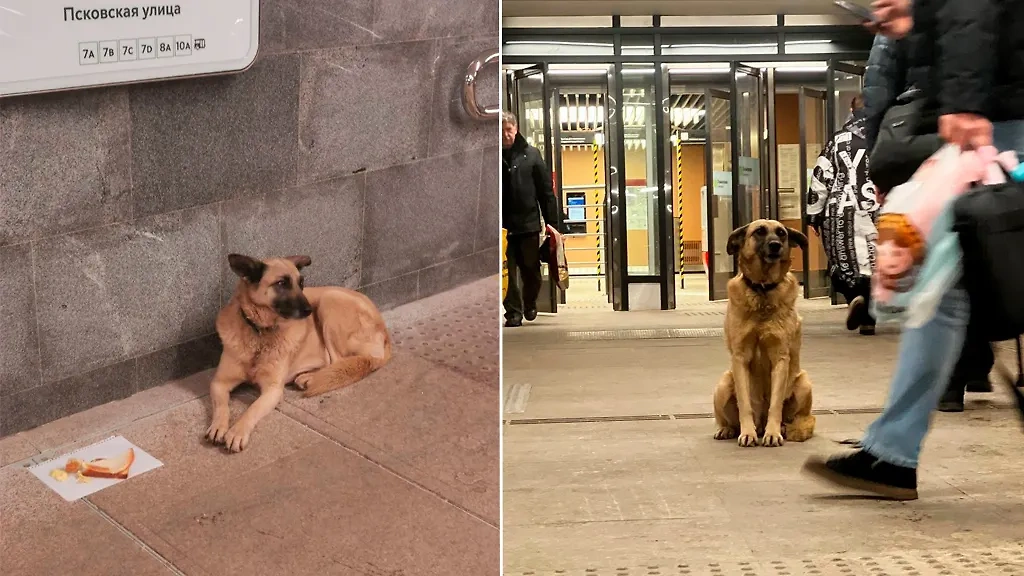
[806,95,881,335]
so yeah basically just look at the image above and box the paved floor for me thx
[0,278,500,576]
[503,300,1024,576]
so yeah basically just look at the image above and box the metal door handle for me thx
[462,50,499,122]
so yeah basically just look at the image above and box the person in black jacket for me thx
[807,95,880,335]
[502,112,565,327]
[863,0,996,411]
[803,0,1024,500]
[861,34,908,152]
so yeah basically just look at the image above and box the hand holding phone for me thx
[834,0,877,23]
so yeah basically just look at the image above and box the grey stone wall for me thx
[0,0,499,436]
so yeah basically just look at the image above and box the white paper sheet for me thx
[28,435,163,502]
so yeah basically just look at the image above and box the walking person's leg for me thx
[858,276,877,335]
[520,232,543,321]
[831,269,868,331]
[803,283,970,499]
[938,324,995,411]
[503,234,525,327]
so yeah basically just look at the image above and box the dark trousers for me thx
[504,232,542,321]
[949,320,995,387]
[831,271,875,325]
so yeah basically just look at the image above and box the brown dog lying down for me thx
[206,254,391,452]
[712,220,816,448]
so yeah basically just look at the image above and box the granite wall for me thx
[0,0,500,436]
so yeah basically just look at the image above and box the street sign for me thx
[0,1,259,97]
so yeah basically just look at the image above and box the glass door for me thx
[731,64,765,226]
[546,67,615,310]
[510,64,559,313]
[827,61,865,146]
[798,87,830,298]
[618,63,673,310]
[705,88,733,301]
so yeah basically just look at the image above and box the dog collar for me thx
[240,308,276,333]
[743,276,779,294]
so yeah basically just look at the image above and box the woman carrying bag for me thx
[802,0,1024,501]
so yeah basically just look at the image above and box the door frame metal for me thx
[544,69,619,309]
[705,87,732,301]
[654,57,675,310]
[730,63,763,234]
[798,86,828,299]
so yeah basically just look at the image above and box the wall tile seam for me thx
[28,241,44,399]
[358,269,419,292]
[266,29,501,58]
[412,248,499,277]
[125,86,137,223]
[356,171,368,289]
[364,3,498,38]
[263,35,476,57]
[1,161,357,249]
[358,145,489,180]
[473,148,497,253]
[3,331,221,398]
[286,35,458,58]
[423,38,443,164]
[1,195,224,250]
[357,248,489,292]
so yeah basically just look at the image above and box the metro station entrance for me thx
[503,17,871,311]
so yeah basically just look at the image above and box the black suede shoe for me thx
[859,323,876,336]
[504,317,523,328]
[964,379,993,393]
[524,308,538,322]
[846,296,867,331]
[803,450,918,500]
[937,385,965,413]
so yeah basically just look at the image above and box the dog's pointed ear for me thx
[228,254,266,284]
[726,225,749,256]
[786,228,808,251]
[284,255,312,270]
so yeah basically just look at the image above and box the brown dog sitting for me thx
[712,220,816,448]
[206,254,391,452]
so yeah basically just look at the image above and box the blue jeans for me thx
[862,120,1024,468]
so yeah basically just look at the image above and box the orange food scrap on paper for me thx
[61,448,135,481]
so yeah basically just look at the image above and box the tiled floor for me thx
[504,303,1024,576]
[0,277,499,576]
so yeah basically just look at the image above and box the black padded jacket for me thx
[502,133,565,235]
[862,34,909,150]
[905,0,1024,125]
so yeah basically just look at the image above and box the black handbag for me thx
[869,89,943,194]
[951,175,1024,341]
[952,174,1024,415]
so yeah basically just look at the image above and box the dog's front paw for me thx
[714,426,739,440]
[293,372,314,391]
[205,418,230,444]
[223,422,253,453]
[737,431,760,447]
[761,428,785,447]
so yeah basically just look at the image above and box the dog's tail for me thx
[301,354,388,397]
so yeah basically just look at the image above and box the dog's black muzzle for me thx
[275,296,313,319]
[761,238,784,263]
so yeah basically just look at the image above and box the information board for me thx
[0,1,259,97]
